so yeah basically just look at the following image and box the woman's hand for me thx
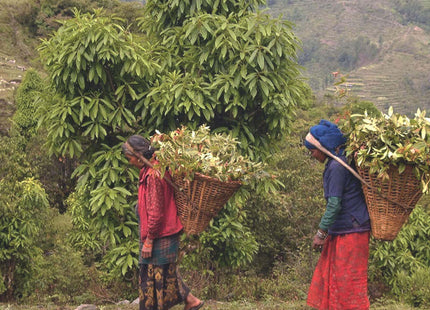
[312,230,327,251]
[142,238,153,258]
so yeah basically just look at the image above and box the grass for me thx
[0,300,423,310]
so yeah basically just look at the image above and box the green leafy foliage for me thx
[12,69,44,138]
[181,199,258,269]
[370,205,430,307]
[37,0,309,278]
[341,107,430,192]
[67,146,139,277]
[0,136,50,300]
[142,0,267,32]
[37,9,157,277]
[152,125,265,182]
[137,4,310,159]
[27,213,91,304]
[341,98,382,118]
[66,186,103,259]
[243,106,328,274]
[38,8,158,158]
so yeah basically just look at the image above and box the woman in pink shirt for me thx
[123,135,204,310]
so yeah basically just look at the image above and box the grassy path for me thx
[0,300,421,310]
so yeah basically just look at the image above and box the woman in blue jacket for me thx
[304,120,371,310]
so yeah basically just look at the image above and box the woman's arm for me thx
[319,196,342,231]
[145,174,165,240]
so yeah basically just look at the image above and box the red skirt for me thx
[307,231,370,310]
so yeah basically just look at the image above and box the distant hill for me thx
[1,0,430,132]
[0,0,144,134]
[267,0,430,115]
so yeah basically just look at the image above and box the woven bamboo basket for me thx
[172,173,242,235]
[356,164,423,241]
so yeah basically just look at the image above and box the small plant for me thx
[340,107,430,192]
[151,125,265,183]
[370,205,430,307]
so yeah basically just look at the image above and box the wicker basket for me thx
[356,164,423,241]
[172,173,242,235]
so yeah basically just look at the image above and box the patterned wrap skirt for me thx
[307,231,370,310]
[139,233,190,310]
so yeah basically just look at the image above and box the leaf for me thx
[78,74,85,89]
[202,109,211,121]
[248,49,258,63]
[257,52,265,70]
[96,63,103,78]
[398,163,406,174]
[388,106,393,117]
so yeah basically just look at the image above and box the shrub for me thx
[370,205,430,307]
[27,212,91,304]
[12,69,45,139]
[396,266,430,308]
[0,135,49,301]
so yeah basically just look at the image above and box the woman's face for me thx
[126,154,143,169]
[310,148,327,163]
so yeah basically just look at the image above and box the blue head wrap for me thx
[304,120,347,155]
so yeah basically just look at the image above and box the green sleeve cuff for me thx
[319,196,342,231]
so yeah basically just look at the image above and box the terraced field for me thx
[1,0,430,132]
[0,52,26,134]
[269,0,430,115]
[347,55,430,115]
[343,25,430,115]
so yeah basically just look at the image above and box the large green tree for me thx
[38,0,309,276]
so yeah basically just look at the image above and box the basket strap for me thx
[124,142,198,208]
[305,133,413,210]
[124,142,180,191]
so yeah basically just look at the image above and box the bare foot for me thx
[184,293,203,310]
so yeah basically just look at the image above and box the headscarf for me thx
[304,119,346,155]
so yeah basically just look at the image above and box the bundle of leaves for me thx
[341,107,430,192]
[151,125,264,183]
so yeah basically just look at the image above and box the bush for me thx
[0,135,49,301]
[27,212,91,304]
[243,105,329,274]
[396,266,430,308]
[370,204,430,307]
[12,69,45,139]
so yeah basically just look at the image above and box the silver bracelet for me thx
[316,229,328,240]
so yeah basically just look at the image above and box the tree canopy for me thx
[38,0,310,275]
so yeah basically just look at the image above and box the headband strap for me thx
[305,133,412,210]
[305,133,368,185]
[124,141,179,191]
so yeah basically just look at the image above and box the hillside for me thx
[0,0,144,134]
[267,0,430,115]
[0,53,27,134]
[0,1,39,134]
[1,0,430,132]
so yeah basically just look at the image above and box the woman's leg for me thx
[139,263,185,310]
[175,267,203,310]
[307,232,370,310]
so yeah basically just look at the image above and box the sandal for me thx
[189,301,204,310]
